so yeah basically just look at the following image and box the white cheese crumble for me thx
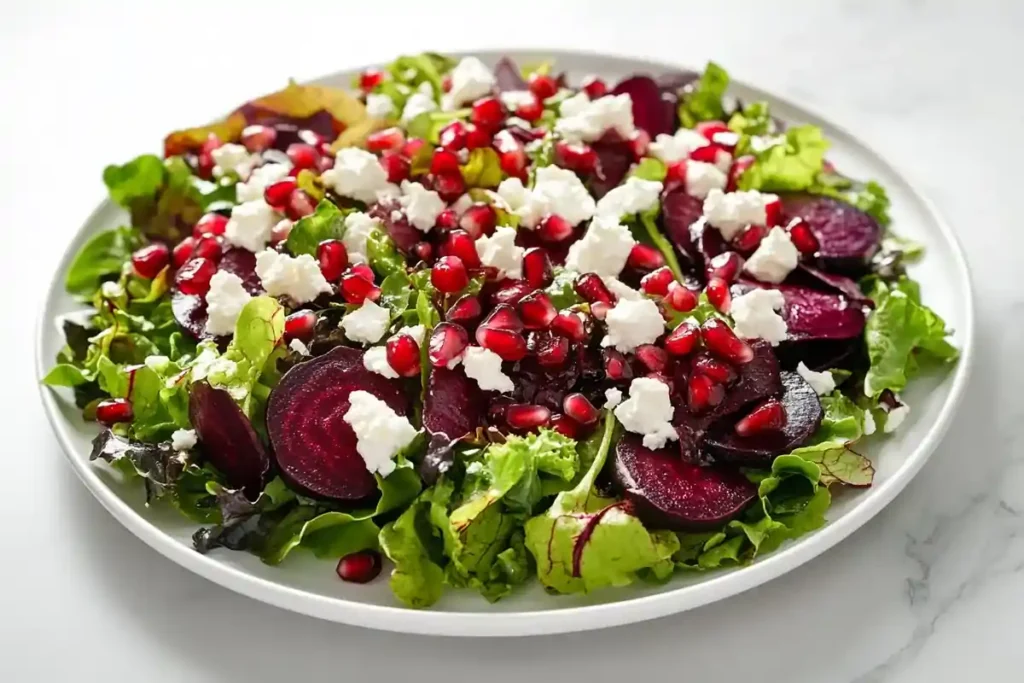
[399,181,446,232]
[444,57,496,108]
[236,162,291,202]
[744,227,799,284]
[394,324,426,346]
[648,128,709,163]
[401,91,438,122]
[254,249,331,304]
[863,410,877,436]
[475,227,524,280]
[343,390,418,477]
[596,177,662,219]
[614,377,678,450]
[702,188,777,240]
[365,93,396,119]
[289,338,310,356]
[685,161,727,200]
[462,346,514,393]
[796,362,836,396]
[204,271,253,336]
[730,288,788,345]
[171,428,197,452]
[342,212,379,265]
[321,148,397,204]
[603,276,643,301]
[340,299,390,345]
[225,200,279,252]
[363,345,399,379]
[497,167,596,229]
[602,298,666,353]
[565,215,636,278]
[211,143,256,180]
[499,90,535,110]
[604,387,623,410]
[884,399,910,433]
[555,93,636,143]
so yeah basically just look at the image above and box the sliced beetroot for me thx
[219,248,263,293]
[704,371,824,466]
[611,434,757,531]
[660,188,705,269]
[369,201,420,255]
[792,264,871,304]
[172,248,263,340]
[775,338,862,372]
[423,366,484,440]
[493,56,527,92]
[590,132,634,198]
[780,194,882,272]
[735,282,867,341]
[238,106,339,149]
[267,346,408,501]
[612,75,675,138]
[189,381,270,497]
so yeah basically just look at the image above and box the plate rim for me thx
[36,48,976,637]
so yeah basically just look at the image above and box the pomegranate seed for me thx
[707,251,744,283]
[192,235,222,263]
[465,125,492,150]
[537,214,574,243]
[296,129,324,148]
[431,210,455,231]
[491,279,534,306]
[200,134,222,156]
[701,318,754,364]
[271,218,294,244]
[351,263,375,282]
[550,311,587,342]
[366,127,405,154]
[705,277,732,313]
[477,327,528,361]
[459,204,497,239]
[172,237,196,269]
[590,301,612,320]
[336,550,382,583]
[197,152,215,179]
[431,256,469,294]
[711,131,740,153]
[480,304,524,333]
[286,143,320,170]
[787,218,820,255]
[603,348,633,381]
[438,121,468,151]
[764,197,782,227]
[506,403,551,432]
[692,353,737,384]
[376,151,409,183]
[240,124,276,153]
[359,69,384,92]
[574,273,614,304]
[549,413,580,438]
[695,120,730,141]
[442,74,452,92]
[286,189,317,221]
[664,321,700,356]
[471,96,505,131]
[642,267,676,296]
[733,224,766,253]
[665,282,698,312]
[412,241,433,263]
[447,294,482,324]
[263,178,297,209]
[441,230,480,269]
[96,398,133,425]
[527,73,558,100]
[522,248,553,289]
[175,257,216,295]
[635,344,669,374]
[627,243,665,271]
[735,399,787,436]
[316,240,348,281]
[433,172,466,201]
[398,136,424,157]
[563,393,599,425]
[193,213,228,238]
[514,96,544,122]
[687,373,724,413]
[386,333,421,378]
[340,271,380,304]
[131,243,170,279]
[554,141,599,174]
[284,310,317,342]
[493,131,527,178]
[689,143,728,166]
[727,155,755,192]
[518,292,557,329]
[533,331,570,368]
[428,323,469,368]
[580,75,608,99]
[665,160,688,189]
[629,130,650,160]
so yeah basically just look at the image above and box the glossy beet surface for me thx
[172,248,263,340]
[779,193,882,272]
[189,382,270,497]
[423,366,485,440]
[736,282,867,341]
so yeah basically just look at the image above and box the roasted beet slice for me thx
[171,248,263,340]
[661,188,705,269]
[736,282,867,341]
[423,366,484,440]
[238,106,339,148]
[267,346,409,501]
[369,201,420,255]
[775,338,862,372]
[791,264,870,304]
[189,381,270,497]
[590,132,634,198]
[493,56,527,92]
[704,371,824,466]
[612,435,757,531]
[612,75,675,138]
[780,194,882,272]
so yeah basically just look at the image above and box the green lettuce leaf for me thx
[285,199,348,257]
[379,485,449,608]
[636,206,686,282]
[678,62,730,128]
[728,101,774,138]
[366,228,405,278]
[738,125,830,192]
[386,52,456,100]
[813,174,893,227]
[64,226,143,298]
[630,158,667,182]
[460,148,503,189]
[405,110,469,145]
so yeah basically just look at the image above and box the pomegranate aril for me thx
[386,334,422,378]
[491,279,534,306]
[574,272,614,304]
[471,96,505,131]
[550,312,587,342]
[366,127,405,154]
[351,263,375,282]
[629,130,650,160]
[493,131,527,178]
[701,318,754,364]
[446,294,482,324]
[193,212,228,238]
[284,309,317,342]
[580,75,608,99]
[172,237,196,269]
[706,277,732,313]
[603,348,632,381]
[285,189,316,221]
[635,344,669,374]
[442,230,481,269]
[316,240,348,281]
[522,247,553,289]
[537,214,574,243]
[666,282,698,312]
[514,96,544,122]
[735,398,787,437]
[764,197,783,227]
[412,241,433,263]
[549,413,580,438]
[439,121,468,151]
[442,74,453,92]
[733,224,766,252]
[359,69,384,93]
[640,267,675,297]
[692,353,737,384]
[694,120,730,141]
[506,403,551,432]
[664,321,700,356]
[131,243,170,279]
[428,322,469,368]
[465,125,493,150]
[286,143,320,171]
[563,393,599,426]
[687,373,724,413]
[340,271,380,304]
[554,141,598,174]
[271,218,294,244]
[787,218,820,255]
[430,148,461,176]
[480,303,524,333]
[263,178,297,209]
[476,327,528,361]
[459,204,497,239]
[433,171,466,201]
[727,156,755,192]
[707,251,744,283]
[402,137,427,159]
[527,72,558,100]
[665,160,688,189]
[96,398,133,426]
[431,256,469,294]
[380,152,411,183]
[192,235,222,263]
[533,332,570,368]
[689,142,726,164]
[518,291,557,329]
[200,134,222,156]
[336,550,382,584]
[175,257,216,296]
[240,124,276,153]
[627,243,665,271]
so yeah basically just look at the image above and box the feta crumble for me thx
[171,428,197,452]
[342,212,380,264]
[565,215,636,278]
[340,300,390,345]
[685,161,727,200]
[596,177,662,219]
[394,324,426,345]
[401,91,438,122]
[236,163,290,202]
[225,200,278,252]
[884,399,910,433]
[204,271,253,336]
[399,180,446,232]
[602,298,666,353]
[255,249,332,304]
[730,288,788,345]
[343,390,418,477]
[289,338,310,356]
[365,93,396,119]
[614,377,678,450]
[648,128,709,163]
[444,56,496,107]
[499,90,535,110]
[604,387,623,410]
[796,362,836,396]
[462,346,514,393]
[363,345,399,379]
[211,143,256,180]
[497,167,596,229]
[475,227,524,280]
[321,148,397,204]
[744,227,799,284]
[702,188,777,240]
[863,410,877,435]
[555,93,636,143]
[602,276,643,301]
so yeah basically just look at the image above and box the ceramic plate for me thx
[37,50,975,636]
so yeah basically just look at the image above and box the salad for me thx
[44,53,959,608]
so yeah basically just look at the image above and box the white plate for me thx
[36,50,975,637]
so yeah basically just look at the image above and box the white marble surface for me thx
[1,0,1017,680]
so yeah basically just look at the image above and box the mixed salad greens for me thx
[44,54,958,608]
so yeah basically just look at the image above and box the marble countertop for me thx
[2,1,1016,680]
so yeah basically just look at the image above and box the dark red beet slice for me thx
[423,366,484,440]
[612,435,757,531]
[493,56,527,92]
[780,194,882,272]
[612,75,675,138]
[369,201,420,255]
[704,371,824,466]
[660,188,705,269]
[514,226,578,267]
[791,264,871,304]
[775,338,862,372]
[189,381,270,497]
[238,106,339,148]
[590,132,634,198]
[172,248,263,340]
[735,282,867,341]
[267,346,408,501]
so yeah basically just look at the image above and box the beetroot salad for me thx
[44,54,958,607]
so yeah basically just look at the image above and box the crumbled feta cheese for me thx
[596,177,662,218]
[236,163,291,202]
[863,410,877,436]
[211,143,256,180]
[342,212,379,264]
[225,200,279,252]
[399,180,445,232]
[702,189,777,240]
[289,338,310,356]
[499,90,535,110]
[603,276,643,301]
[744,227,799,284]
[401,91,438,122]
[343,390,418,477]
[565,215,636,278]
[648,128,709,163]
[796,362,836,396]
[394,324,426,345]
[556,93,636,143]
[506,166,596,229]
[341,300,390,345]
[604,387,623,410]
[602,298,666,353]
[462,346,514,393]
[254,249,332,304]
[465,461,484,475]
[204,271,253,336]
[171,428,197,452]
[321,148,397,204]
[613,377,678,450]
[730,288,788,345]
[365,93,395,119]
[884,399,910,433]
[685,161,727,200]
[475,227,524,280]
[363,345,399,379]
[101,281,123,299]
[445,57,496,107]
